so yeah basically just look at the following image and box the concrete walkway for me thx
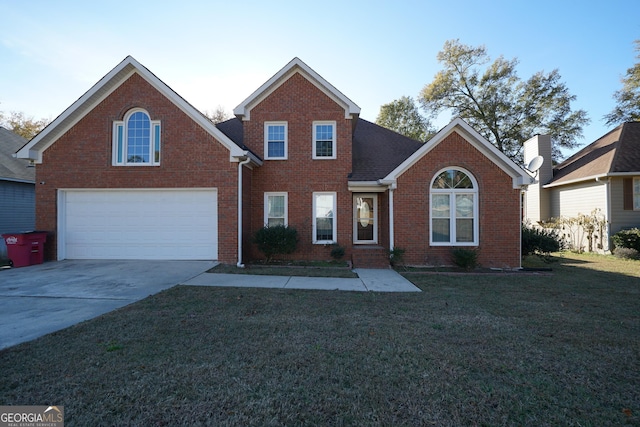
[0,261,419,350]
[184,268,421,292]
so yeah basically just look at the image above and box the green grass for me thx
[0,252,638,426]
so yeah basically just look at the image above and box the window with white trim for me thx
[312,121,336,159]
[430,168,478,245]
[113,108,161,166]
[264,122,287,160]
[313,192,337,243]
[635,178,640,210]
[265,192,288,227]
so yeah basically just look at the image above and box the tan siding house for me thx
[524,122,640,252]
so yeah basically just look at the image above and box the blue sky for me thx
[1,0,638,156]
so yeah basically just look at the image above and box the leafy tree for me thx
[0,110,50,140]
[604,40,640,126]
[203,105,231,124]
[419,39,589,162]
[376,96,435,142]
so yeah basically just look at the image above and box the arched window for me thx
[430,168,478,245]
[112,108,161,166]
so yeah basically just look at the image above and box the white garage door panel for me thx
[63,190,217,260]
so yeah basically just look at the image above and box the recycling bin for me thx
[2,232,48,268]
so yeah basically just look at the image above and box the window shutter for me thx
[623,178,633,210]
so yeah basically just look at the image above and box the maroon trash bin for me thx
[2,232,47,268]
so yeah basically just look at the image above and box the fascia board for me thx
[543,174,609,188]
[384,118,530,189]
[17,56,247,162]
[0,176,35,184]
[233,58,360,120]
[347,181,387,192]
[16,58,137,162]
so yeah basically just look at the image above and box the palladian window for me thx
[112,108,161,166]
[430,168,478,245]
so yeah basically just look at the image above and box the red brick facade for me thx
[243,73,355,262]
[30,58,524,268]
[393,131,521,268]
[36,73,239,262]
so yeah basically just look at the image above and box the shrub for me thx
[388,247,406,267]
[612,228,640,252]
[330,245,345,261]
[613,247,640,260]
[253,225,298,263]
[546,209,606,252]
[451,248,479,271]
[522,224,562,257]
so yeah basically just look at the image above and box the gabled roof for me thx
[546,122,640,187]
[382,118,531,189]
[16,56,257,164]
[233,57,361,121]
[0,126,34,184]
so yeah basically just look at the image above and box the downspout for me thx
[519,187,524,269]
[603,177,611,252]
[237,156,251,268]
[388,182,396,251]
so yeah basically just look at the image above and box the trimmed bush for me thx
[330,245,345,261]
[522,225,561,257]
[612,228,640,252]
[451,248,479,270]
[388,247,406,267]
[253,225,298,262]
[613,247,640,260]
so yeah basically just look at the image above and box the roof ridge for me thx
[608,122,628,173]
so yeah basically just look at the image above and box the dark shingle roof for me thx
[216,117,423,179]
[216,118,244,148]
[351,118,423,181]
[0,126,34,183]
[550,122,640,185]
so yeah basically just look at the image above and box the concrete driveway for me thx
[0,259,215,350]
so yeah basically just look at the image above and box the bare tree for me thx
[203,105,231,124]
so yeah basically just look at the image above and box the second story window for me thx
[113,108,161,166]
[265,122,287,160]
[313,121,336,159]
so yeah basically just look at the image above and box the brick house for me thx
[17,56,531,268]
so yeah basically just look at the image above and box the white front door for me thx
[353,194,377,244]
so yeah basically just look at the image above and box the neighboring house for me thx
[17,56,531,268]
[0,126,35,234]
[524,122,640,252]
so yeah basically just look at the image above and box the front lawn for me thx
[1,253,638,426]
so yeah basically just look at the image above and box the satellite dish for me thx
[526,155,544,173]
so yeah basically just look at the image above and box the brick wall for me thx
[394,131,522,268]
[242,72,355,262]
[35,72,239,263]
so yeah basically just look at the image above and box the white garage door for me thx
[61,189,217,260]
